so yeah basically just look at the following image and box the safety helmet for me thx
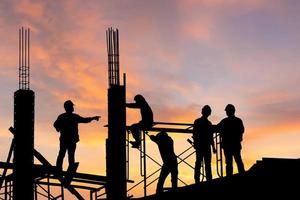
[134,94,145,102]
[225,104,235,112]
[64,100,74,108]
[202,105,211,113]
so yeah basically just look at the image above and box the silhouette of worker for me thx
[217,104,245,176]
[54,100,100,170]
[193,105,216,183]
[150,131,178,195]
[126,94,153,148]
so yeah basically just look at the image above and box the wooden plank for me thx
[153,122,193,126]
[126,126,193,134]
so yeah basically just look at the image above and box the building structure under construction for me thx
[0,27,298,200]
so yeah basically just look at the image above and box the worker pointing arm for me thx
[54,100,101,171]
[76,115,100,123]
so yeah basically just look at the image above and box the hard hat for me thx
[157,131,167,137]
[225,104,235,111]
[64,100,74,108]
[202,105,212,113]
[134,94,144,102]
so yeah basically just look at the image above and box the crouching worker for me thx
[150,131,178,196]
[126,94,153,148]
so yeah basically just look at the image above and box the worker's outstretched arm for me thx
[78,115,100,123]
[126,103,140,108]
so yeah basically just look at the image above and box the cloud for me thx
[13,0,45,19]
[183,19,213,42]
[1,0,300,197]
[181,0,268,9]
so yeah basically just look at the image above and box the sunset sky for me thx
[0,0,300,198]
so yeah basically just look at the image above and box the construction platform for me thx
[0,161,108,199]
[131,122,194,134]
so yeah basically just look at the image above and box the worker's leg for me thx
[204,148,212,181]
[233,150,245,174]
[224,149,233,176]
[67,142,77,167]
[171,163,178,189]
[194,148,204,183]
[156,165,169,195]
[56,141,67,170]
[130,123,141,144]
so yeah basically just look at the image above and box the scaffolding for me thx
[0,127,108,200]
[126,122,224,197]
[0,27,224,200]
[106,27,127,200]
[0,27,109,200]
[106,27,224,198]
[0,162,107,200]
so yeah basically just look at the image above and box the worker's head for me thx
[157,130,168,138]
[64,100,74,113]
[225,104,235,117]
[201,105,211,117]
[134,94,145,104]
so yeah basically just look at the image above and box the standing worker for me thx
[150,131,178,195]
[193,105,216,183]
[126,94,153,148]
[217,104,245,176]
[54,100,100,170]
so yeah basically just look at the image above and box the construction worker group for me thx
[54,95,245,196]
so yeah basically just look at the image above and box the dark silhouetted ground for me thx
[135,158,300,200]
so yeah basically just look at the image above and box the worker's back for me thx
[54,112,82,143]
[150,132,177,164]
[218,116,244,150]
[140,100,153,125]
[193,117,213,148]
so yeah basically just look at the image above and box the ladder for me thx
[126,129,148,197]
[140,130,147,197]
[126,122,224,198]
[214,133,223,177]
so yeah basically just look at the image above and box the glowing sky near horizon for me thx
[0,0,300,198]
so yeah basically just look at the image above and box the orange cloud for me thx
[13,0,44,19]
[247,121,300,141]
[183,0,267,9]
[180,13,215,43]
[1,1,300,198]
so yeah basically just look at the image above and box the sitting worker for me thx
[126,94,153,148]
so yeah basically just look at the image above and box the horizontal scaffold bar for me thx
[126,121,194,134]
[0,161,134,184]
